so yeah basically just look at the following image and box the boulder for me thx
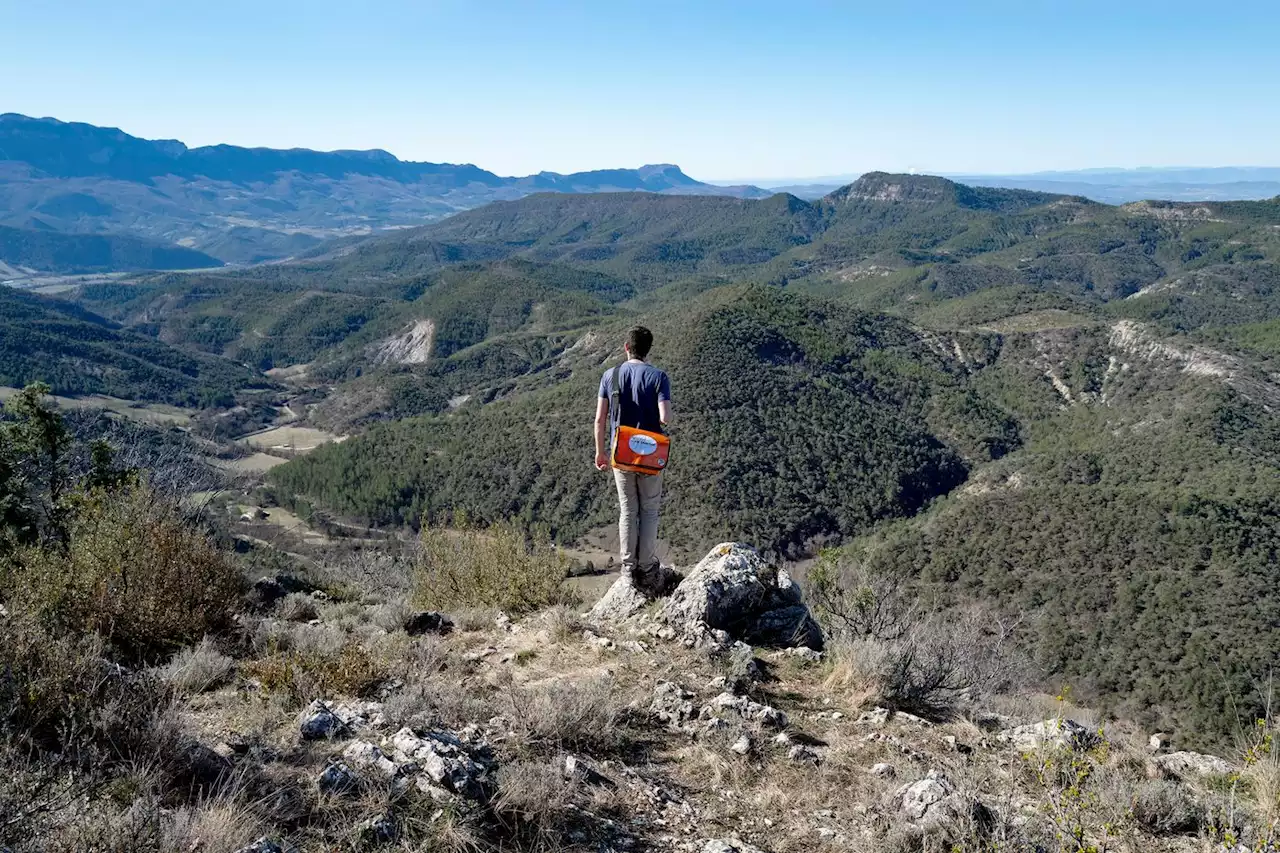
[893,770,954,823]
[342,740,404,779]
[725,641,764,692]
[997,718,1100,751]
[661,543,822,649]
[247,577,288,610]
[299,701,345,740]
[404,611,454,636]
[890,769,989,832]
[745,604,823,649]
[175,739,234,791]
[588,576,652,622]
[1155,750,1234,777]
[588,564,682,623]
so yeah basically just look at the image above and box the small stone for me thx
[704,717,730,733]
[871,762,896,778]
[404,611,454,636]
[816,827,837,839]
[857,707,891,726]
[583,630,616,649]
[233,838,283,853]
[495,612,513,631]
[357,813,398,843]
[785,646,823,663]
[299,700,345,740]
[318,762,360,796]
[787,744,819,764]
[652,681,697,727]
[730,735,753,755]
[702,692,787,729]
[703,840,767,853]
[563,755,615,788]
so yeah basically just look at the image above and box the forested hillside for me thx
[0,287,264,405]
[271,286,1016,554]
[0,224,222,273]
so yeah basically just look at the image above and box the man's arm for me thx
[593,397,610,470]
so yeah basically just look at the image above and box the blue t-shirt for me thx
[599,362,671,433]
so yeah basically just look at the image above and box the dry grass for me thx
[501,676,641,758]
[277,592,320,623]
[159,636,237,694]
[414,523,578,616]
[241,641,387,703]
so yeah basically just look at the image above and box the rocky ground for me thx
[3,543,1268,852]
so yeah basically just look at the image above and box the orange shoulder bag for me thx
[609,364,670,475]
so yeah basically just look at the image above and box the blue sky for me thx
[3,0,1278,180]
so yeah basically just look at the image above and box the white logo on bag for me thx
[628,434,659,456]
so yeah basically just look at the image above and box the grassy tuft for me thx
[413,522,577,616]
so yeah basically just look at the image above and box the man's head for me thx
[625,326,654,360]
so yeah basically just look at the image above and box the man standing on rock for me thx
[594,326,672,584]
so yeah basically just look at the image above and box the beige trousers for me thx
[613,469,663,574]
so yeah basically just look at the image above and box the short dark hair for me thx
[626,326,654,360]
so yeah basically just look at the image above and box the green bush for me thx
[3,484,245,660]
[413,521,575,615]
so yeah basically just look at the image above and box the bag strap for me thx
[609,362,623,429]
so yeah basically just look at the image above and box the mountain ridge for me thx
[0,113,770,266]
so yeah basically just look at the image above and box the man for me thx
[594,326,672,582]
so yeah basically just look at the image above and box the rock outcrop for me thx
[1154,750,1235,777]
[997,718,1100,751]
[660,543,822,649]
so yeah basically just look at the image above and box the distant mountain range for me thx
[742,167,1280,203]
[0,113,769,270]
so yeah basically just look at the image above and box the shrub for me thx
[0,611,174,763]
[241,642,387,703]
[827,609,1025,719]
[413,521,576,615]
[277,592,320,623]
[807,551,917,642]
[159,637,237,694]
[501,677,638,757]
[3,484,245,660]
[1131,779,1203,834]
[493,759,589,848]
